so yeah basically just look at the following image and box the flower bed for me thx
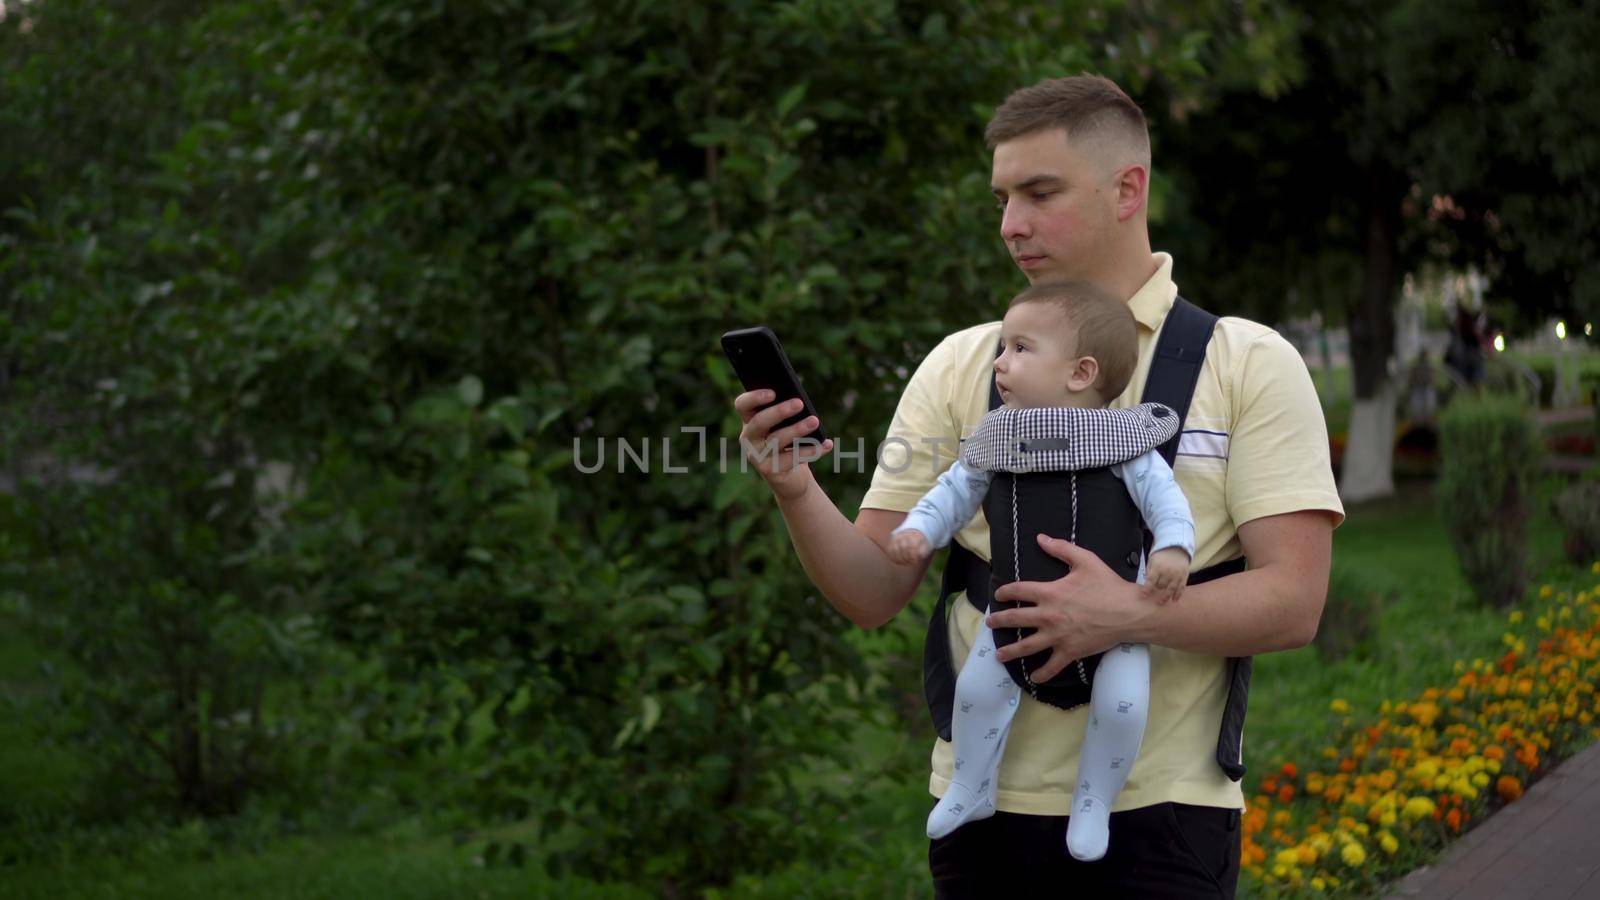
[1240,563,1600,897]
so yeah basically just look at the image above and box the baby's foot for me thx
[1066,793,1111,861]
[926,781,996,839]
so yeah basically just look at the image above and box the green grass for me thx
[1245,477,1569,773]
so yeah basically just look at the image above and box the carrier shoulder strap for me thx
[1137,295,1252,782]
[1140,295,1214,468]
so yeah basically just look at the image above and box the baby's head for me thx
[994,280,1137,409]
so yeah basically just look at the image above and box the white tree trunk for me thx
[1339,378,1396,503]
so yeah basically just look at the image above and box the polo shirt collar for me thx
[1128,252,1178,333]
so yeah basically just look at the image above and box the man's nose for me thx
[1000,202,1030,242]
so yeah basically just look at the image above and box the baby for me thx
[888,280,1195,861]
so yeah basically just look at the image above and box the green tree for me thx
[1,0,1304,889]
[1155,0,1600,502]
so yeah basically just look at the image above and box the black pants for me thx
[929,802,1241,898]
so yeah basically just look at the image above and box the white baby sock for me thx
[927,621,1018,839]
[1066,786,1111,861]
[926,779,996,839]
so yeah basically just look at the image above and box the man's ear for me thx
[1113,164,1147,222]
[1066,356,1101,394]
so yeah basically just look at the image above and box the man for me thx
[731,75,1343,896]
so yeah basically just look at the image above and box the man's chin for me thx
[1019,267,1074,286]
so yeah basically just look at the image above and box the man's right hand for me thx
[734,390,834,503]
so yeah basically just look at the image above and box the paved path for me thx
[1387,740,1600,899]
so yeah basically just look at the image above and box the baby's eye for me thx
[1014,343,1026,352]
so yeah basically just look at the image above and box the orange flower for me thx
[1484,744,1506,761]
[1446,808,1463,833]
[1516,743,1540,770]
[1497,775,1523,802]
[1339,758,1357,773]
[1278,785,1296,804]
[1281,762,1299,780]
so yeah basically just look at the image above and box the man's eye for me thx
[1031,191,1056,202]
[994,198,1008,211]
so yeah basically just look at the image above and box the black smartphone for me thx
[720,326,829,447]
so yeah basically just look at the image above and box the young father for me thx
[731,75,1343,897]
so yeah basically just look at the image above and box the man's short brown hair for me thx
[986,74,1150,169]
[1010,281,1138,402]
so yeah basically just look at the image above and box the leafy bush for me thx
[1553,479,1600,566]
[0,0,1311,891]
[1312,561,1391,661]
[1436,394,1543,607]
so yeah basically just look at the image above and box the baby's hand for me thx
[888,530,932,566]
[1143,547,1191,604]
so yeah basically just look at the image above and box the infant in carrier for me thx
[887,280,1195,861]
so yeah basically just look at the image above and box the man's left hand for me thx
[987,534,1152,683]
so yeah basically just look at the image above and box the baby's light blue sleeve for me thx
[891,459,992,550]
[1115,450,1196,559]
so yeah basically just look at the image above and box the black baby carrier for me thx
[920,297,1254,781]
[956,403,1178,711]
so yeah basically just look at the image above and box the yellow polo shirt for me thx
[861,252,1345,814]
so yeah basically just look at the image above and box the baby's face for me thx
[993,303,1097,409]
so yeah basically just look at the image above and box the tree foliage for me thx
[1,0,1303,888]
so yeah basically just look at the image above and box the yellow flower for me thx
[1510,611,1524,624]
[1403,797,1436,821]
[1342,842,1367,866]
[1297,845,1318,865]
[1380,831,1400,855]
[1330,698,1351,714]
[1410,702,1441,727]
[1472,771,1490,788]
[1540,584,1554,599]
[1276,848,1302,868]
[1380,810,1397,827]
[1311,877,1327,891]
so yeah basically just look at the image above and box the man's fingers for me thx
[771,416,822,450]
[752,397,807,434]
[990,581,1039,606]
[733,389,776,420]
[995,632,1054,661]
[744,417,828,472]
[1037,534,1095,566]
[1027,655,1068,684]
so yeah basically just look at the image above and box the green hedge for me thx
[1436,394,1543,607]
